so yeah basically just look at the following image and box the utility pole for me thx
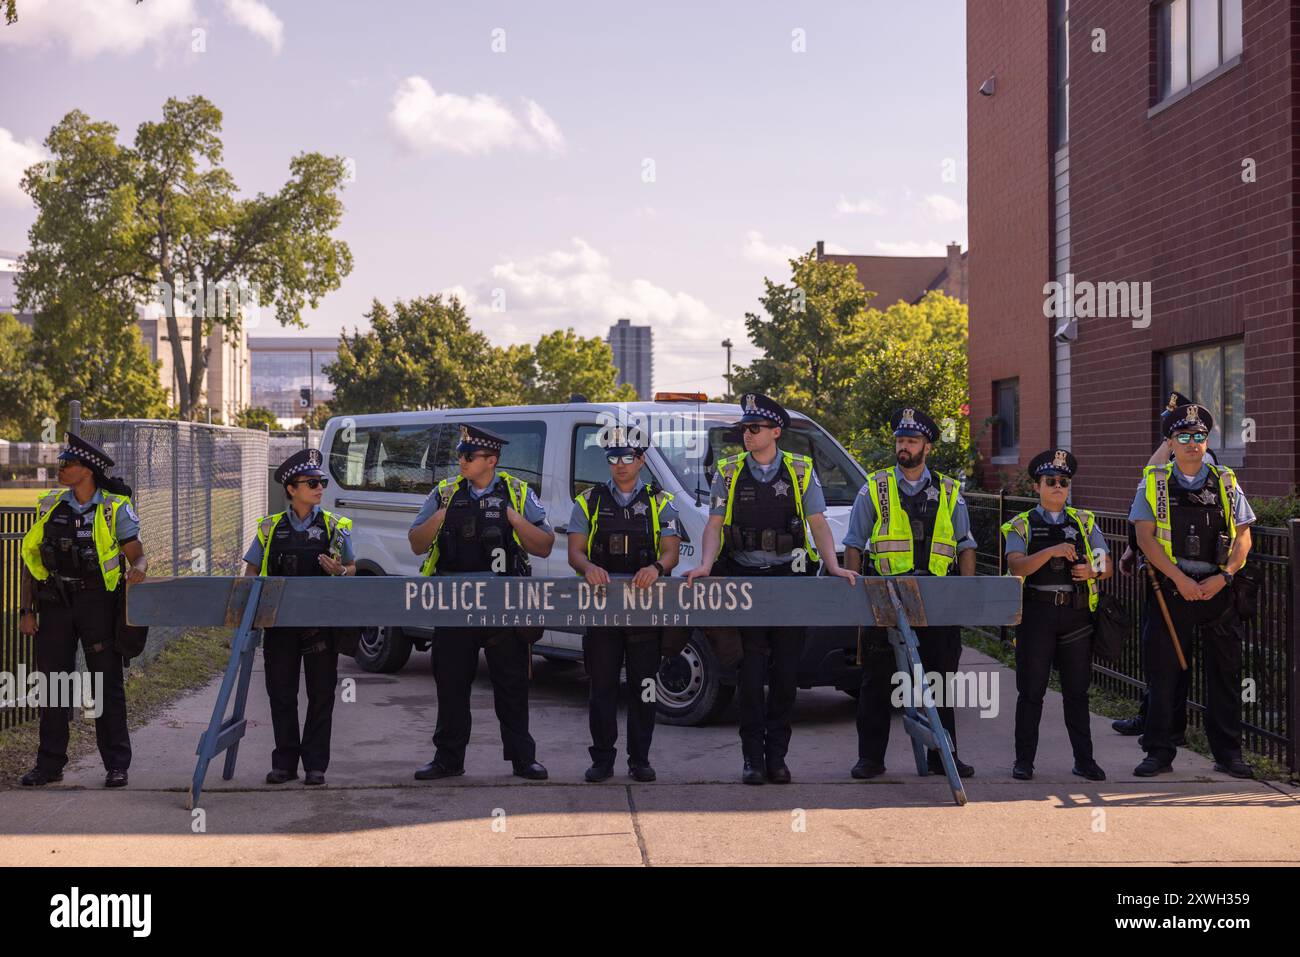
[721,338,733,399]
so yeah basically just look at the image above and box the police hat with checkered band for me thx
[1028,448,1077,479]
[275,448,326,486]
[57,433,114,477]
[733,392,790,430]
[600,425,649,458]
[1162,402,1214,439]
[890,407,939,443]
[455,423,509,455]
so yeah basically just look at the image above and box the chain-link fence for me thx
[80,419,269,661]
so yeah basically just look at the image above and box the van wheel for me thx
[656,631,733,726]
[355,625,412,673]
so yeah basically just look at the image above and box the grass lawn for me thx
[0,488,50,508]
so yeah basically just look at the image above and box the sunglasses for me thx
[1041,476,1070,489]
[606,454,640,465]
[742,424,772,435]
[292,478,329,490]
[1174,432,1208,445]
[458,450,493,461]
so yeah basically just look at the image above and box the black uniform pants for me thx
[857,624,962,763]
[1133,603,1188,737]
[1144,578,1242,765]
[583,628,661,768]
[34,587,131,774]
[432,627,535,769]
[262,628,339,774]
[1014,598,1094,766]
[737,625,806,763]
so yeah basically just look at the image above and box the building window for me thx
[1157,0,1243,102]
[1161,340,1244,451]
[1053,0,1069,148]
[994,379,1019,459]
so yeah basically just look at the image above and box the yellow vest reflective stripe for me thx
[1142,462,1237,570]
[20,489,129,591]
[716,451,820,564]
[254,508,352,577]
[865,469,958,576]
[574,484,674,567]
[999,506,1100,612]
[420,471,528,576]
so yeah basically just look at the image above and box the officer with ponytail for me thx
[1001,449,1109,781]
[18,434,146,788]
[243,449,356,787]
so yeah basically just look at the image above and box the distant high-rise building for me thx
[607,318,653,399]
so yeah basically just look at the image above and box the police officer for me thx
[243,449,356,786]
[1001,450,1109,781]
[1129,403,1256,778]
[18,434,146,788]
[843,408,978,780]
[686,393,856,785]
[1114,391,1209,743]
[409,425,555,781]
[568,426,681,783]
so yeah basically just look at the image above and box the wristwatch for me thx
[1220,570,1234,585]
[19,607,35,616]
[652,561,666,576]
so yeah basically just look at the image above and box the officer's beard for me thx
[896,448,925,470]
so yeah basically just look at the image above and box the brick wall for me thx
[966,0,1054,490]
[1062,0,1299,509]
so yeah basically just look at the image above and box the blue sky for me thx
[0,0,968,394]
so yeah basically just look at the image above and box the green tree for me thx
[0,312,56,440]
[235,406,279,431]
[18,97,352,421]
[730,249,874,438]
[514,329,638,404]
[31,301,170,424]
[325,296,523,414]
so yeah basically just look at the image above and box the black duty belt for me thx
[1025,587,1089,609]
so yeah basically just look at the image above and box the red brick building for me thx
[817,241,969,307]
[967,0,1298,510]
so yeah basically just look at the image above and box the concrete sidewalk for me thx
[1,644,1297,866]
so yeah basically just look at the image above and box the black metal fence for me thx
[966,491,1298,769]
[0,507,37,732]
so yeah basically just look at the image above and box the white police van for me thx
[318,395,868,726]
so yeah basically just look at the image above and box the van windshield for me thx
[650,416,866,506]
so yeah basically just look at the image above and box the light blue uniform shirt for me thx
[708,454,826,567]
[568,480,681,539]
[1127,463,1254,575]
[842,466,976,554]
[51,488,141,543]
[243,504,356,568]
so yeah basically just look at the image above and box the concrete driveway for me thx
[1,645,1297,866]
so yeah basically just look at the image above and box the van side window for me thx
[432,421,547,493]
[571,424,653,499]
[328,424,435,494]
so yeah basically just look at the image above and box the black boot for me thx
[850,758,886,780]
[1011,760,1033,780]
[742,756,766,785]
[20,767,62,787]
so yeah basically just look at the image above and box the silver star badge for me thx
[1194,488,1218,505]
[631,501,648,516]
[485,497,504,508]
[305,526,324,540]
[772,479,791,497]
[1063,526,1078,540]
[925,485,940,501]
[712,494,726,510]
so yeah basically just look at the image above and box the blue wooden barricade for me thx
[127,575,1022,808]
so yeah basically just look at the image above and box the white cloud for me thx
[0,0,197,58]
[388,76,566,156]
[742,230,801,266]
[874,239,949,256]
[0,128,47,206]
[222,0,282,53]
[834,195,884,216]
[822,241,850,254]
[922,193,965,222]
[453,238,744,393]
